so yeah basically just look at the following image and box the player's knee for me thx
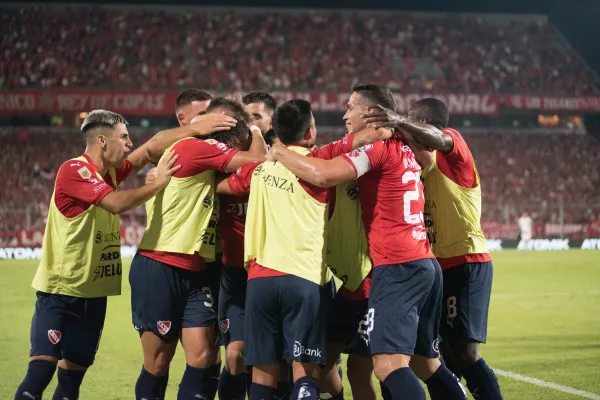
[409,355,440,381]
[347,355,373,385]
[185,344,217,368]
[144,351,174,376]
[292,361,320,381]
[225,343,245,375]
[454,342,480,369]
[372,354,410,382]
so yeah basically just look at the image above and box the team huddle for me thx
[14,84,504,400]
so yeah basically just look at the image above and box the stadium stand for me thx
[1,128,599,240]
[1,6,598,95]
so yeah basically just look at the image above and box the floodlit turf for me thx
[1,250,599,399]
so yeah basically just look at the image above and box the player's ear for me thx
[177,113,185,125]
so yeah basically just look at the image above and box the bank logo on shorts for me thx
[219,319,230,333]
[47,329,61,345]
[157,321,172,336]
[293,341,322,358]
[358,308,375,344]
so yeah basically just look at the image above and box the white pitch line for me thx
[492,290,600,299]
[494,369,600,399]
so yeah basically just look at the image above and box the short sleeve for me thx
[57,163,114,207]
[173,139,238,178]
[228,162,259,197]
[341,141,384,178]
[114,159,134,185]
[311,134,355,160]
[436,128,477,188]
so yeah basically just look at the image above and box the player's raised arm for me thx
[267,143,356,188]
[99,151,181,214]
[131,113,238,167]
[363,104,454,154]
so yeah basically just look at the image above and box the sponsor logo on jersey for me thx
[48,329,61,345]
[77,166,92,179]
[293,341,322,358]
[219,319,230,334]
[157,321,172,336]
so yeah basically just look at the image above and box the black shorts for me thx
[244,275,330,367]
[440,261,493,343]
[129,253,216,343]
[218,265,247,346]
[205,257,223,315]
[29,292,106,367]
[327,294,370,357]
[368,259,442,358]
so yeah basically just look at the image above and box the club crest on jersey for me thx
[47,329,61,345]
[219,319,230,333]
[77,166,92,179]
[157,321,171,336]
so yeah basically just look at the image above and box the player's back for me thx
[243,146,330,285]
[346,138,433,267]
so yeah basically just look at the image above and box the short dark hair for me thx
[242,91,277,112]
[206,96,252,124]
[411,98,449,128]
[81,109,128,134]
[263,129,277,147]
[352,83,396,111]
[272,99,313,145]
[175,88,213,111]
[209,119,251,151]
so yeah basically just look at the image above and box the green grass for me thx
[1,251,599,399]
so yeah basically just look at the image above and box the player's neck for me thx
[290,139,313,149]
[83,147,107,175]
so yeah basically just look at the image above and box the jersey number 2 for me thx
[402,171,424,224]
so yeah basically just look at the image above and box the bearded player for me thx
[268,85,468,400]
[363,97,503,400]
[13,109,201,400]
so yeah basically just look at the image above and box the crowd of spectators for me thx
[1,128,599,241]
[1,6,598,95]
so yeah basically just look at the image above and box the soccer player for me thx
[518,212,533,249]
[130,97,266,400]
[13,109,196,400]
[215,99,391,400]
[175,88,214,125]
[267,85,468,400]
[243,91,277,135]
[362,97,503,399]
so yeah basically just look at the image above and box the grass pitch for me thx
[1,250,599,399]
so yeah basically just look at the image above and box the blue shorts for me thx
[440,261,493,343]
[30,292,106,367]
[218,265,247,346]
[327,294,370,357]
[205,257,223,316]
[129,253,216,343]
[244,275,329,367]
[368,259,442,358]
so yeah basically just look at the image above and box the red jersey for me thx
[228,136,355,280]
[139,138,237,270]
[342,138,434,267]
[219,194,248,268]
[54,155,133,218]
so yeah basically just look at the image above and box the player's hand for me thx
[362,104,406,129]
[189,114,238,136]
[145,167,157,185]
[266,142,287,162]
[153,151,181,189]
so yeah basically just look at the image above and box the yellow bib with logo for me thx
[139,138,216,260]
[421,152,488,258]
[244,147,329,286]
[327,182,372,291]
[32,157,122,298]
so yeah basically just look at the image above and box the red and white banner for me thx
[0,90,500,115]
[502,95,600,111]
